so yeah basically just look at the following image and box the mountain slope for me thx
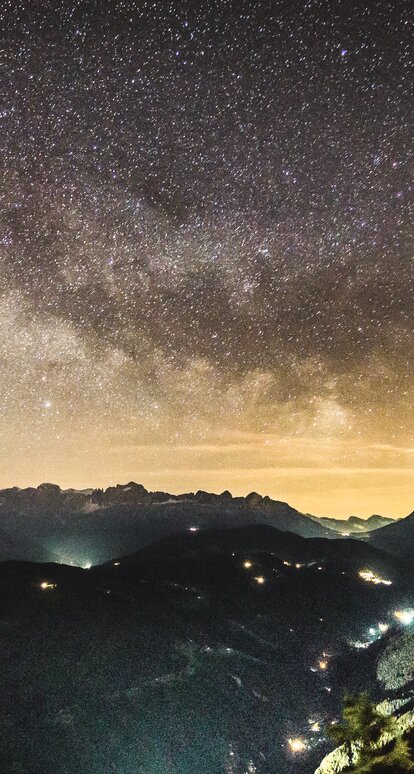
[363,511,414,557]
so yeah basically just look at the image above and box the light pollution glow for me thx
[0,4,413,519]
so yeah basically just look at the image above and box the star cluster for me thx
[0,1,413,516]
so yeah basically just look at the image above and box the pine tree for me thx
[328,692,414,772]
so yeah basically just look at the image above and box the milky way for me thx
[0,1,413,516]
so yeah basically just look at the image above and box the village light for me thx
[288,738,307,753]
[394,609,414,625]
[358,569,392,586]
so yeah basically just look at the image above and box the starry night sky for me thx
[0,0,413,517]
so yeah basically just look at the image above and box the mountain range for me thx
[0,481,337,565]
[0,481,404,567]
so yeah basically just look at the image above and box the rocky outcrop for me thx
[377,628,414,691]
[92,482,151,506]
[0,484,91,514]
[245,491,263,507]
[314,742,358,774]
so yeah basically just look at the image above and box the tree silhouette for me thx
[328,692,414,772]
[355,736,414,772]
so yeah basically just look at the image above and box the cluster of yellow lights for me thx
[318,659,328,671]
[358,569,392,586]
[350,621,390,649]
[394,609,414,625]
[242,562,265,584]
[39,581,56,590]
[283,560,320,570]
[288,738,307,753]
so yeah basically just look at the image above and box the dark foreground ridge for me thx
[1,522,414,773]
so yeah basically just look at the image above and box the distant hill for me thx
[0,482,339,565]
[311,513,396,534]
[103,522,407,583]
